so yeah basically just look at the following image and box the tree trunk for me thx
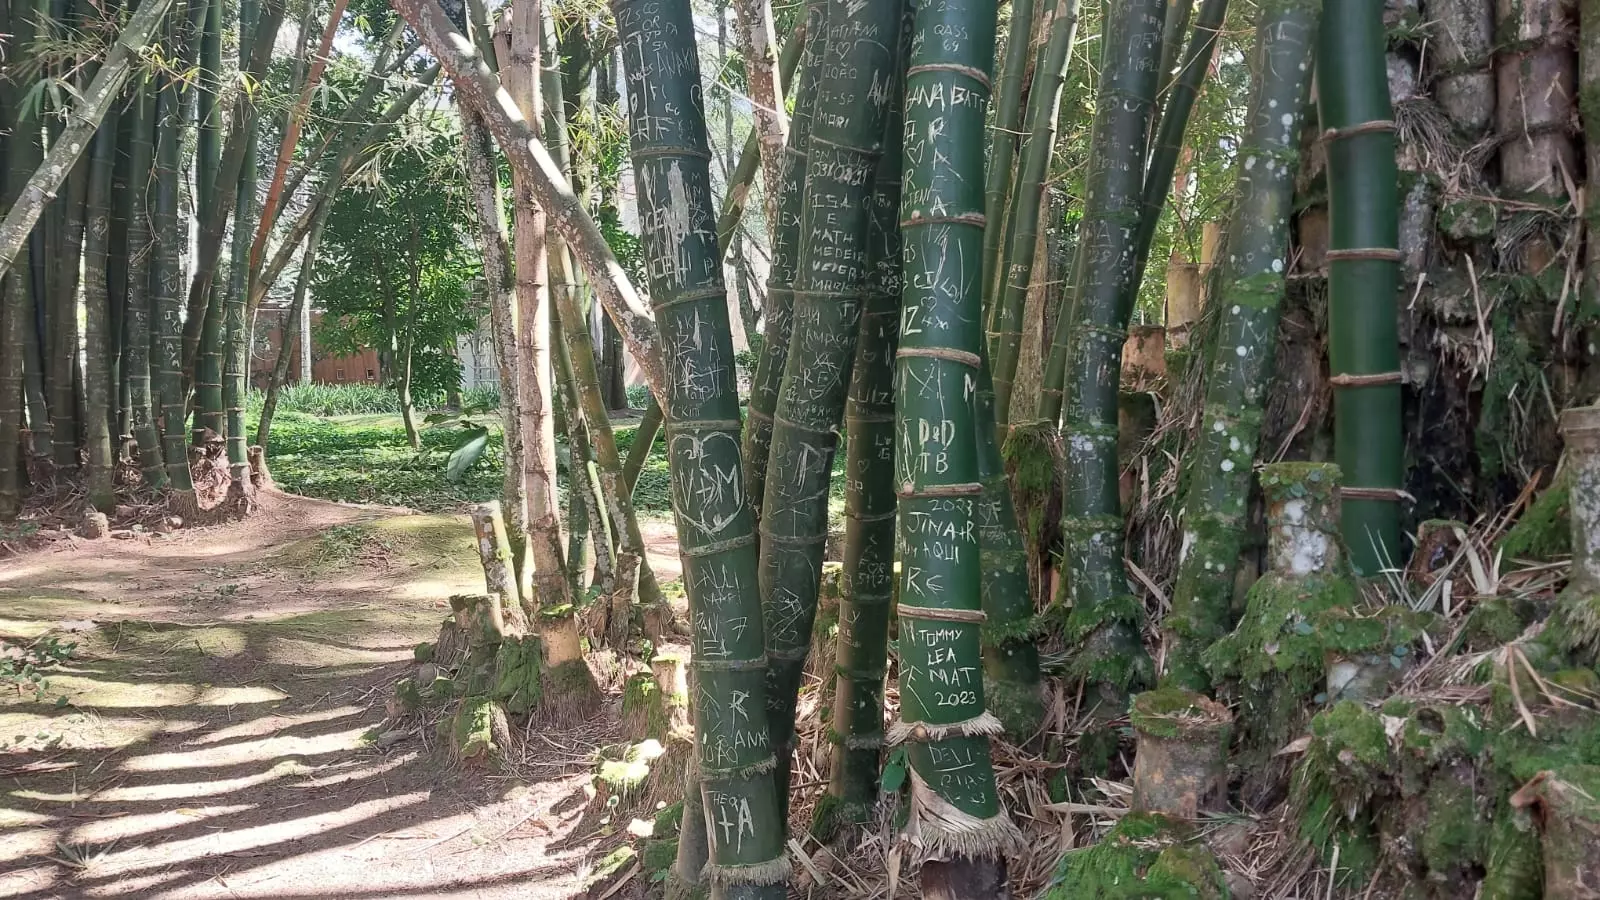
[894,0,1024,882]
[1043,0,1165,706]
[1320,0,1404,575]
[612,0,789,890]
[1126,0,1228,314]
[502,0,577,620]
[713,26,805,257]
[741,0,824,529]
[83,105,120,512]
[124,83,165,490]
[537,0,663,617]
[730,0,787,231]
[0,0,179,283]
[980,0,1038,310]
[819,92,904,837]
[256,207,327,453]
[987,0,1080,432]
[760,0,904,813]
[152,16,198,514]
[223,122,261,510]
[388,0,670,403]
[181,0,287,375]
[1161,0,1319,691]
[48,158,86,473]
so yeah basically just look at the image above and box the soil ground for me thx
[0,490,682,899]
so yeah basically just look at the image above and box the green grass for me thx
[255,408,677,514]
[252,385,848,517]
[247,384,501,418]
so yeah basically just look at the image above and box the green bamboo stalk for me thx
[1319,0,1402,575]
[538,0,663,613]
[1043,0,1165,701]
[191,0,224,444]
[0,0,179,283]
[48,163,86,473]
[180,0,287,377]
[622,397,662,497]
[974,355,1042,737]
[223,126,260,502]
[986,0,1079,432]
[740,0,824,526]
[84,102,121,512]
[817,71,905,838]
[124,81,165,489]
[1125,0,1227,310]
[196,0,221,216]
[892,0,1023,882]
[0,0,37,513]
[1155,0,1196,98]
[152,2,198,510]
[760,0,904,815]
[612,0,789,890]
[256,208,327,453]
[980,0,1038,306]
[715,23,806,257]
[1161,0,1319,691]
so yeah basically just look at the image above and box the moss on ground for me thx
[1499,475,1571,562]
[1045,813,1228,899]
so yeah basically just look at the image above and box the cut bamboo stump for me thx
[470,501,529,632]
[1130,689,1232,818]
[447,593,512,767]
[1510,766,1600,898]
[1553,407,1600,657]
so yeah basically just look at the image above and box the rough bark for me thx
[730,0,787,231]
[500,0,570,614]
[387,0,668,403]
[1161,0,1319,690]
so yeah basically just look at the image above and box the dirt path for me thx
[0,492,632,899]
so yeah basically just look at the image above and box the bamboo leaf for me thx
[445,427,490,481]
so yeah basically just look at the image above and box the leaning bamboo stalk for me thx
[729,0,788,230]
[1125,0,1228,309]
[893,0,1024,885]
[760,0,905,813]
[740,0,825,526]
[987,0,1080,433]
[715,25,805,257]
[980,0,1039,307]
[1161,0,1319,691]
[1319,0,1403,574]
[255,209,328,454]
[0,0,178,282]
[388,0,670,403]
[248,0,351,274]
[1042,0,1166,701]
[611,0,790,887]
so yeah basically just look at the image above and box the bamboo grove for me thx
[13,0,1600,893]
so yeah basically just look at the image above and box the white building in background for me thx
[456,323,500,393]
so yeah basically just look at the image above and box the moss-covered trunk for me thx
[1161,0,1320,691]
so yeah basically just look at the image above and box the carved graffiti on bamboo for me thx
[671,430,743,537]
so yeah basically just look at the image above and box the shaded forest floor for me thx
[0,490,680,899]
